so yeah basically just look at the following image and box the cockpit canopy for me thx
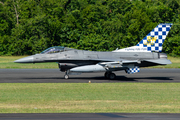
[41,46,75,54]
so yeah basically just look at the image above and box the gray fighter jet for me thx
[14,23,173,79]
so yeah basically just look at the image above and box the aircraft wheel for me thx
[64,75,69,79]
[109,73,116,80]
[104,72,110,78]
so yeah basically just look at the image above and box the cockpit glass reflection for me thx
[41,46,65,54]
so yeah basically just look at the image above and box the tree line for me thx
[0,0,180,56]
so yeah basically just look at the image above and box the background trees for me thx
[0,0,180,56]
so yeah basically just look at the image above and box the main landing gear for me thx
[104,72,116,80]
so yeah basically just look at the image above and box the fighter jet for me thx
[14,23,173,79]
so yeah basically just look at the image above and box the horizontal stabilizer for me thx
[145,59,172,65]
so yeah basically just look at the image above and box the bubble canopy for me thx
[41,46,65,54]
[40,46,75,54]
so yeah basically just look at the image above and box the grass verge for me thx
[0,56,180,69]
[1,83,180,113]
[0,56,57,69]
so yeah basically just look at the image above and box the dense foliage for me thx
[0,0,180,56]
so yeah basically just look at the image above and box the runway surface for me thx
[1,113,180,120]
[0,69,180,83]
[1,69,180,119]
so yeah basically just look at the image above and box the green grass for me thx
[0,56,57,69]
[1,56,180,69]
[0,83,180,113]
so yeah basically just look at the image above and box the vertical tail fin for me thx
[136,23,173,52]
[114,23,173,52]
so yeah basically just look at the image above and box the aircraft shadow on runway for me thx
[70,76,173,81]
[22,76,173,82]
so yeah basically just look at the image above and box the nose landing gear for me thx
[64,70,69,79]
[64,74,69,79]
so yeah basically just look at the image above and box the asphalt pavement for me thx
[1,69,180,120]
[0,69,180,83]
[0,113,180,120]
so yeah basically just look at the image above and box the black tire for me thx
[109,73,116,80]
[64,75,69,79]
[104,72,110,78]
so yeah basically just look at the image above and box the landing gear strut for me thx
[104,72,116,80]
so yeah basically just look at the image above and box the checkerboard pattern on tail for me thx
[125,66,140,74]
[136,23,173,52]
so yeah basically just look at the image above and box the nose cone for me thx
[14,56,34,63]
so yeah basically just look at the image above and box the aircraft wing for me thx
[97,59,141,71]
[99,59,141,65]
[90,58,141,63]
[96,58,171,66]
[97,58,171,74]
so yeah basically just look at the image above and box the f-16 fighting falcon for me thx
[14,23,173,79]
